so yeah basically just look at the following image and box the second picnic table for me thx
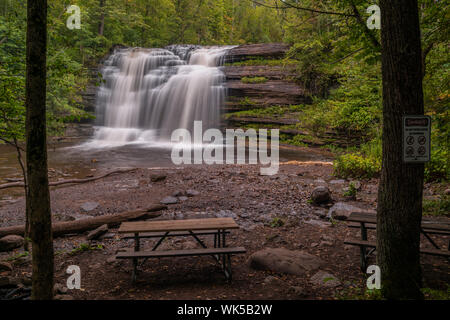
[116,217,246,283]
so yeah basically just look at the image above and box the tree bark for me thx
[26,0,54,300]
[0,205,166,238]
[98,0,105,36]
[377,0,425,299]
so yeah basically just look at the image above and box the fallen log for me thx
[0,168,135,190]
[0,204,167,238]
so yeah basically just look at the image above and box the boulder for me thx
[80,201,99,213]
[310,186,332,205]
[248,248,324,275]
[327,202,376,221]
[86,224,108,240]
[0,261,13,272]
[0,235,24,252]
[186,189,200,197]
[0,276,20,289]
[160,196,178,205]
[310,270,341,288]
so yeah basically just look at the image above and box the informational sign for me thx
[403,115,431,163]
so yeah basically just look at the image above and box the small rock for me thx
[288,286,305,296]
[172,190,184,197]
[160,196,178,205]
[86,224,108,241]
[321,235,334,242]
[0,235,24,252]
[313,209,327,219]
[178,196,188,201]
[310,186,332,205]
[54,283,68,294]
[263,276,283,286]
[310,270,341,288]
[329,179,345,185]
[21,275,32,286]
[106,256,117,264]
[80,201,99,213]
[445,189,450,195]
[186,189,200,197]
[150,174,166,182]
[0,261,13,272]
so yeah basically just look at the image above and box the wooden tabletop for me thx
[118,217,239,234]
[347,212,450,232]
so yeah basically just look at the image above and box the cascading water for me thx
[85,45,234,148]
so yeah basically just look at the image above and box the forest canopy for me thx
[0,0,448,181]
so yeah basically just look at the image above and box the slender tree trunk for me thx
[26,0,54,300]
[377,0,425,299]
[98,0,105,36]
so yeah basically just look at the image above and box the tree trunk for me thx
[0,205,166,238]
[98,0,105,36]
[26,0,54,300]
[377,0,425,299]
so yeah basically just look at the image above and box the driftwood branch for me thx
[0,205,167,238]
[0,168,135,190]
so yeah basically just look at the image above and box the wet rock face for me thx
[224,43,291,63]
[223,43,312,112]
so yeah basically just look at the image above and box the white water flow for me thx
[85,45,233,148]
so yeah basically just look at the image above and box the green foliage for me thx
[241,76,268,84]
[336,287,384,300]
[270,217,284,228]
[334,153,380,179]
[425,141,449,182]
[421,286,450,300]
[344,182,357,198]
[423,195,450,217]
[69,243,104,256]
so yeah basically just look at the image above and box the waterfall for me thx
[87,45,233,148]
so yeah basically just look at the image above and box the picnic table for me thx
[344,212,450,271]
[115,217,246,283]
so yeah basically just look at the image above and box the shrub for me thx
[241,76,268,84]
[334,153,380,179]
[425,147,449,182]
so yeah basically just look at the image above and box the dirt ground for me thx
[0,150,449,300]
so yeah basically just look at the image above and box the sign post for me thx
[402,115,431,163]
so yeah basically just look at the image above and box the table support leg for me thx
[421,228,441,250]
[360,223,367,272]
[132,233,140,284]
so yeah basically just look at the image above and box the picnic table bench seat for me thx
[116,217,246,283]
